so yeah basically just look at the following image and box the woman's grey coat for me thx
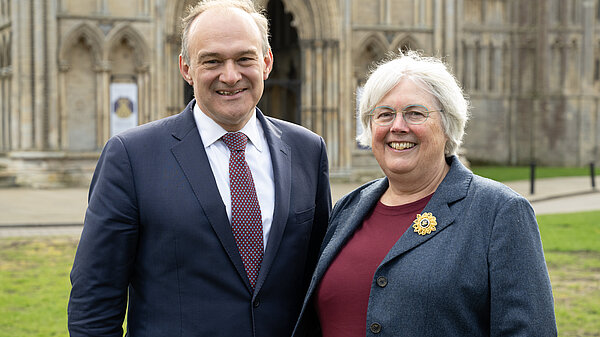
[293,156,557,337]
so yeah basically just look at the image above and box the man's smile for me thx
[217,89,246,96]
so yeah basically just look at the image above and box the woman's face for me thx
[370,79,448,180]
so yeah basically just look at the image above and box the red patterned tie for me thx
[222,132,264,288]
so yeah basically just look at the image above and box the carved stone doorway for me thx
[258,0,301,124]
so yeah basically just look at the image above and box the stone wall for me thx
[1,0,599,187]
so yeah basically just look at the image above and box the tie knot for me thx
[222,132,248,152]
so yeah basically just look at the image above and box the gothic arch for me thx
[58,23,103,70]
[391,35,422,53]
[354,33,388,83]
[355,33,388,55]
[105,24,150,70]
[265,0,342,164]
[166,0,197,43]
[257,0,341,41]
[60,33,99,151]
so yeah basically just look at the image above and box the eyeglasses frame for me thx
[367,104,443,126]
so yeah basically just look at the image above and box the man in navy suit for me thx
[67,1,331,336]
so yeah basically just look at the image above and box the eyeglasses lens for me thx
[371,106,429,125]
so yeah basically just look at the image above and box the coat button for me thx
[370,322,382,334]
[253,299,260,308]
[376,276,387,287]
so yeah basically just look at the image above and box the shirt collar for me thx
[193,103,264,152]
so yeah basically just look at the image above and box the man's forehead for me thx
[188,7,263,51]
[192,6,257,31]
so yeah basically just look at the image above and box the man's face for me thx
[179,7,273,131]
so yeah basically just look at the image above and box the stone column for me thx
[57,63,68,149]
[433,0,442,54]
[324,40,340,168]
[580,0,597,162]
[313,40,324,137]
[445,0,458,65]
[581,0,594,91]
[491,42,502,92]
[15,0,33,150]
[300,39,342,171]
[136,65,150,124]
[32,0,46,150]
[45,0,59,150]
[337,0,353,174]
[464,42,474,91]
[479,43,488,92]
[0,67,11,151]
[166,34,182,118]
[300,40,313,130]
[97,61,110,147]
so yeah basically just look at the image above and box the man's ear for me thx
[179,55,193,85]
[263,49,274,80]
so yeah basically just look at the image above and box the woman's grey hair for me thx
[356,50,470,156]
[180,0,271,65]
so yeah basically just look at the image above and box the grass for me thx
[1,211,599,336]
[471,165,599,182]
[0,237,78,337]
[537,211,600,336]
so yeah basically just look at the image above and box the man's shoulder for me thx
[264,116,322,140]
[115,110,191,142]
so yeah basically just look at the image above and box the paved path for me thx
[1,176,598,238]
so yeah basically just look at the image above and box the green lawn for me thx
[1,211,599,336]
[0,237,77,337]
[537,211,600,336]
[471,165,599,182]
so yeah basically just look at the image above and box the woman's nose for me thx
[389,112,410,133]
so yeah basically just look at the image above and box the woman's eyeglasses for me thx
[368,104,442,126]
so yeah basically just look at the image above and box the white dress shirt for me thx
[193,104,275,250]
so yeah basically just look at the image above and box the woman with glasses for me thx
[292,51,557,337]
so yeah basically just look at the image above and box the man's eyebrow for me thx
[196,52,221,60]
[196,49,259,60]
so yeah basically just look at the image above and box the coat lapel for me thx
[169,100,250,292]
[309,179,388,294]
[380,156,472,265]
[252,111,291,293]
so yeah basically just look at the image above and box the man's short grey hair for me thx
[356,50,470,156]
[180,0,271,64]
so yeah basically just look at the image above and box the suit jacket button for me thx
[253,299,260,308]
[376,276,388,287]
[370,322,382,334]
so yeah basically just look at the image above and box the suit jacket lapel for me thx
[169,100,250,292]
[253,111,291,293]
[381,156,472,265]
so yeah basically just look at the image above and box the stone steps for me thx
[0,172,16,187]
[0,157,17,187]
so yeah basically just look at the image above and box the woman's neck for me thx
[380,159,450,206]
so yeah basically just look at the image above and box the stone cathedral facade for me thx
[0,0,599,187]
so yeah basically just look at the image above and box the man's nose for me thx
[220,61,242,85]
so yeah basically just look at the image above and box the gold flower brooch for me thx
[412,212,437,235]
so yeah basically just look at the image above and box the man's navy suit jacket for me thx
[68,100,332,337]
